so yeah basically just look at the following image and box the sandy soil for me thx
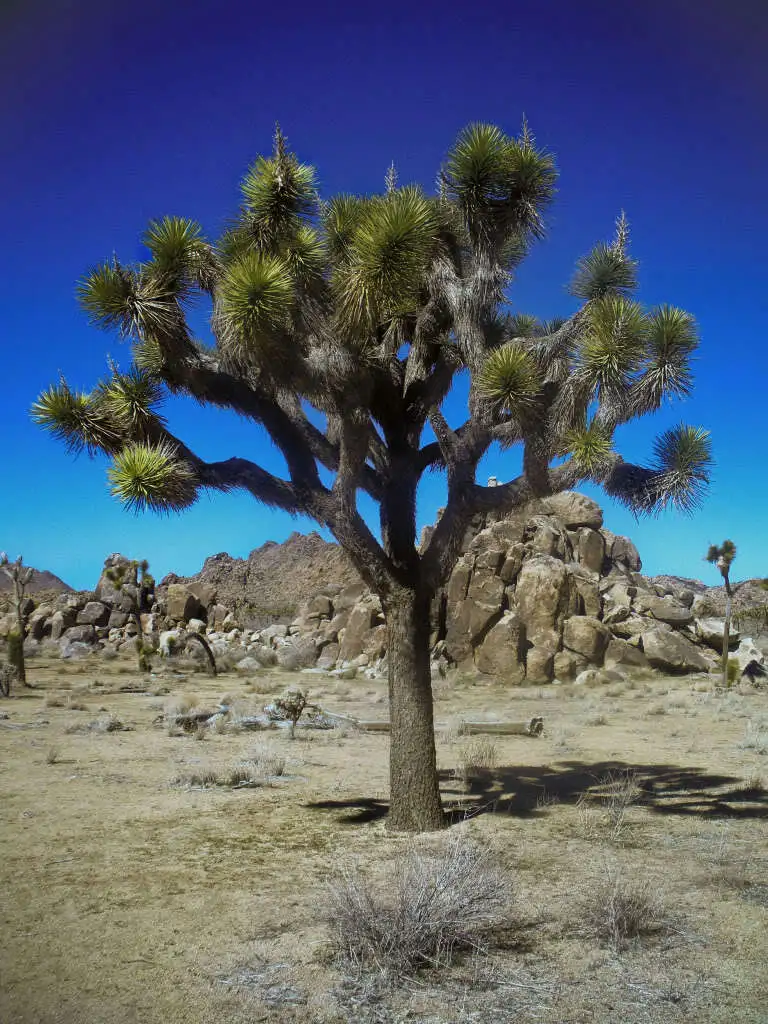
[1,654,767,1023]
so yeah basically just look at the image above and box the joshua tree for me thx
[104,558,155,671]
[32,122,712,831]
[1,553,34,688]
[705,540,737,687]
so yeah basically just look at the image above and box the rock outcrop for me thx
[280,492,730,682]
[4,495,766,687]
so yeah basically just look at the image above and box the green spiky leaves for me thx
[442,122,556,253]
[706,539,737,575]
[570,242,638,300]
[241,131,318,251]
[95,366,166,433]
[632,305,697,411]
[580,296,648,392]
[562,421,615,476]
[570,212,638,300]
[217,251,294,362]
[475,342,541,414]
[31,379,122,455]
[77,262,182,343]
[650,424,712,514]
[336,187,440,334]
[605,424,712,515]
[32,367,167,456]
[108,441,198,513]
[143,216,218,293]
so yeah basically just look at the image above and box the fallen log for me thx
[457,717,544,737]
[317,711,544,737]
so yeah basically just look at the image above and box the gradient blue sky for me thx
[1,0,766,590]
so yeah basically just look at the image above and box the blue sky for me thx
[1,0,766,590]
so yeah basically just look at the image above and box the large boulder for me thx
[474,612,526,681]
[634,593,693,627]
[49,607,78,640]
[602,531,642,571]
[541,492,603,529]
[515,555,579,646]
[94,554,140,612]
[338,602,379,662]
[563,616,611,664]
[642,628,711,673]
[526,645,555,683]
[575,528,605,573]
[604,637,649,671]
[62,624,96,644]
[166,584,203,623]
[695,618,740,651]
[553,648,590,682]
[76,601,109,627]
[186,581,217,612]
[734,639,767,680]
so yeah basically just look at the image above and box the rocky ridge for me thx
[160,532,358,625]
[3,493,765,685]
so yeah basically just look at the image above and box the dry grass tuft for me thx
[65,714,128,735]
[577,769,640,841]
[579,863,669,950]
[739,721,768,755]
[454,737,498,783]
[171,743,287,790]
[327,832,513,977]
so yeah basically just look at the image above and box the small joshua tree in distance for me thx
[105,558,155,671]
[705,540,737,688]
[1,553,34,688]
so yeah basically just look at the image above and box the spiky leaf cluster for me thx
[34,120,711,527]
[107,441,198,513]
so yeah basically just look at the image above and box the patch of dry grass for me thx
[327,832,514,977]
[578,862,670,950]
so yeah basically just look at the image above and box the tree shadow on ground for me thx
[307,760,768,826]
[440,761,768,823]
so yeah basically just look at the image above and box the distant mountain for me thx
[0,564,73,595]
[160,531,359,623]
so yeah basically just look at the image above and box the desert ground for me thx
[1,654,767,1024]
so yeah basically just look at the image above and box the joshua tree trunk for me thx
[13,602,27,687]
[384,586,444,832]
[721,575,733,687]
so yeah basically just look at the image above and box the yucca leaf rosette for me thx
[108,441,198,513]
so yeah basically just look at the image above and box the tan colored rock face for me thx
[474,612,526,680]
[166,584,203,623]
[563,616,612,664]
[515,556,579,646]
[642,629,711,673]
[541,491,603,529]
[576,528,605,573]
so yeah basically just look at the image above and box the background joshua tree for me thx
[705,540,737,687]
[104,558,155,671]
[1,554,34,688]
[33,122,712,831]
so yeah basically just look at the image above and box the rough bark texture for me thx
[384,588,444,832]
[721,576,732,687]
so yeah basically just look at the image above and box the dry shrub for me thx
[171,743,286,790]
[164,694,199,718]
[65,714,128,735]
[577,770,640,841]
[739,721,768,755]
[580,863,668,950]
[327,832,513,977]
[455,737,498,783]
